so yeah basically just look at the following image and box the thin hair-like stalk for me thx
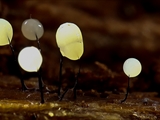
[73,63,81,99]
[35,34,45,88]
[58,54,63,97]
[59,62,81,101]
[35,34,41,52]
[38,69,44,103]
[8,37,28,91]
[121,76,130,103]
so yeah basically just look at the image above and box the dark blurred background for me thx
[1,0,160,94]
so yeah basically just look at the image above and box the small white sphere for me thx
[0,19,13,46]
[18,46,42,72]
[56,22,84,60]
[123,58,142,78]
[21,19,44,40]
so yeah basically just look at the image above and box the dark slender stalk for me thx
[121,76,130,103]
[35,34,45,88]
[59,88,68,101]
[39,67,45,87]
[38,69,44,104]
[35,34,41,52]
[58,55,63,97]
[73,65,80,99]
[8,38,27,91]
[30,14,32,19]
[58,60,81,101]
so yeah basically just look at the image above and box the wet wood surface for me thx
[0,75,159,120]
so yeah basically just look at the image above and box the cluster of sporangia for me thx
[0,18,142,104]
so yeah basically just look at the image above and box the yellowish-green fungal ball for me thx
[21,19,44,40]
[56,22,84,60]
[123,58,142,78]
[18,46,42,72]
[0,18,13,46]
